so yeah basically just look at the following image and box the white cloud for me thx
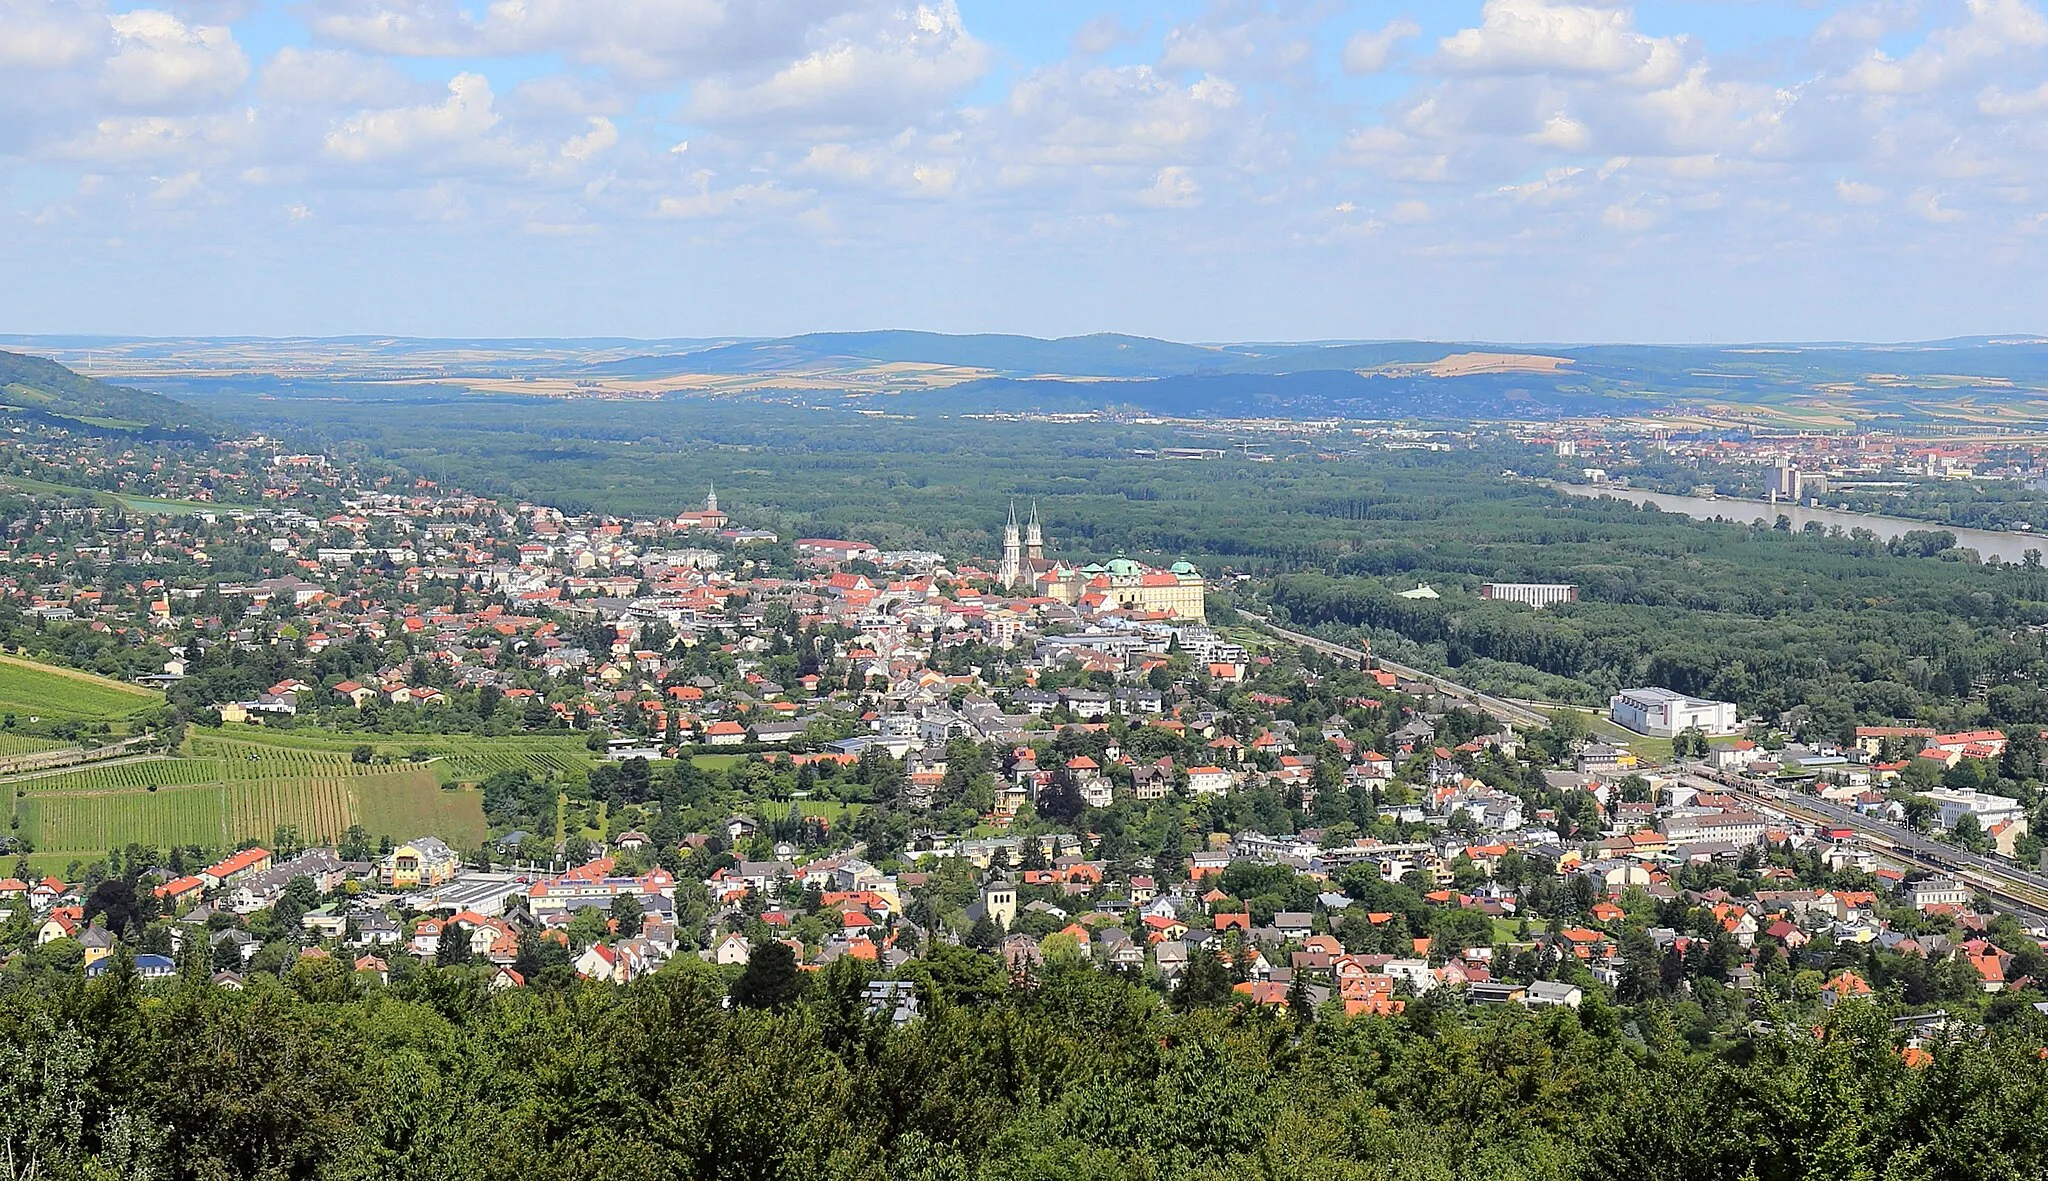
[322,71,508,165]
[1157,6,1313,79]
[258,46,415,107]
[1073,14,1140,57]
[0,0,108,70]
[1979,82,2048,116]
[1836,178,1885,204]
[1602,198,1655,231]
[998,64,1245,177]
[1437,0,1689,86]
[683,3,988,136]
[101,10,249,108]
[561,117,617,162]
[1844,0,2048,94]
[1136,165,1201,208]
[146,168,207,206]
[307,0,878,85]
[1529,111,1590,150]
[1909,187,1967,222]
[654,171,805,218]
[1343,18,1422,75]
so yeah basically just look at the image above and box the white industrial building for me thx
[1608,687,1741,737]
[1480,583,1580,609]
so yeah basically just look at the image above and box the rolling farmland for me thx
[0,655,158,722]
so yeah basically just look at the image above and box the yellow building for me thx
[382,837,460,889]
[1044,558,1206,622]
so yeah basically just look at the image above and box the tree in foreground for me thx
[730,938,803,1010]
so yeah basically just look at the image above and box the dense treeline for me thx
[6,958,2047,1181]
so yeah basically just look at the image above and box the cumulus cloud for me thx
[1344,18,1422,75]
[258,45,415,107]
[0,0,108,70]
[683,3,988,136]
[102,10,250,108]
[1437,0,1690,87]
[1136,165,1201,208]
[322,71,509,165]
[13,0,2048,338]
[308,0,873,85]
[997,64,1244,176]
[654,171,805,218]
[1073,14,1140,57]
[1844,0,2048,94]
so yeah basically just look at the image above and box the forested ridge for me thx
[5,957,2046,1181]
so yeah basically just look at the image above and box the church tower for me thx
[1026,502,1044,563]
[999,502,1024,591]
[705,482,718,514]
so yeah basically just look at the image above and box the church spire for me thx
[705,481,718,513]
[1000,501,1024,591]
[1025,501,1044,561]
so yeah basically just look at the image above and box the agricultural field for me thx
[0,655,158,723]
[8,732,489,870]
[16,767,483,871]
[0,733,66,759]
[12,757,238,793]
[353,769,486,850]
[191,726,595,783]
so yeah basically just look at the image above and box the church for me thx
[675,484,727,531]
[998,502,1207,622]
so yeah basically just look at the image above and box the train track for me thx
[1686,770,2048,921]
[1238,612,1553,729]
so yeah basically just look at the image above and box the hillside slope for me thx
[0,350,219,435]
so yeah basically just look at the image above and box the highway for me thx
[1238,611,1553,728]
[1682,769,2048,922]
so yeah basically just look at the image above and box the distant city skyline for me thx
[5,0,2048,343]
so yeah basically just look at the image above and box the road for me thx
[1682,769,2048,921]
[1238,611,1553,729]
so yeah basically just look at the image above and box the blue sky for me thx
[5,0,2048,343]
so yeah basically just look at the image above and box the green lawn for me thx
[0,655,158,723]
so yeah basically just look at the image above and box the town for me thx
[4,423,2047,1035]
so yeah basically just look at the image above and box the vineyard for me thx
[0,655,158,723]
[13,757,240,794]
[191,727,596,783]
[0,734,66,759]
[19,785,227,854]
[0,724,592,870]
[10,737,487,872]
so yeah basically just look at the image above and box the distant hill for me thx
[583,331,1239,379]
[0,351,219,436]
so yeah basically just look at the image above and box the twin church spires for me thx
[998,501,1044,591]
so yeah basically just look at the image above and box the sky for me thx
[5,0,2048,344]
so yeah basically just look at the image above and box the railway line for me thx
[1239,612,1554,729]
[1684,770,2048,922]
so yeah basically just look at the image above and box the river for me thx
[1548,483,2045,565]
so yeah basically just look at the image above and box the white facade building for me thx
[1923,789,2026,832]
[1608,687,1740,737]
[1480,583,1579,609]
